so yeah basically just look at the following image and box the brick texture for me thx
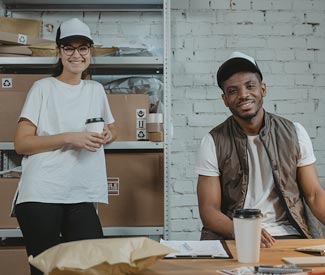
[170,0,325,240]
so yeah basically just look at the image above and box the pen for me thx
[254,265,311,274]
[176,255,214,258]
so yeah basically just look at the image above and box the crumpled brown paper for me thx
[29,237,177,275]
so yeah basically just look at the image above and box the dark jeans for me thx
[15,202,104,275]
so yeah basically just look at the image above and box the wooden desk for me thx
[138,239,325,275]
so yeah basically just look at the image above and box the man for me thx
[196,51,325,248]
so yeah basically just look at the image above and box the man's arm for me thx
[197,174,275,247]
[297,163,325,224]
[197,175,235,239]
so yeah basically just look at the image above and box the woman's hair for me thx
[51,54,64,78]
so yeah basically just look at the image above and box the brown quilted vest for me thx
[209,111,311,238]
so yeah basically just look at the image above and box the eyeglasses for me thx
[60,45,91,56]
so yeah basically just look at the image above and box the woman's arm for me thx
[14,118,105,155]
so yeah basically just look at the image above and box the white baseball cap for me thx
[217,51,263,89]
[56,18,94,45]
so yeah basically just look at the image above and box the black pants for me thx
[15,202,104,275]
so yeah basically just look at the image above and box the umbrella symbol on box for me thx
[136,109,146,118]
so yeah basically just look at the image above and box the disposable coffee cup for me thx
[233,208,263,263]
[85,117,104,133]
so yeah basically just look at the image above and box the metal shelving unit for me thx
[0,56,164,75]
[0,56,162,65]
[0,0,171,240]
[2,0,164,12]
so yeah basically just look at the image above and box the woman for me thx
[13,18,117,275]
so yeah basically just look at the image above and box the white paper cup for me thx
[85,117,104,133]
[233,208,263,263]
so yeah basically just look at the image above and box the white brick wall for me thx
[1,0,325,240]
[171,0,325,240]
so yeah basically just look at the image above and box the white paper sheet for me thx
[159,239,231,258]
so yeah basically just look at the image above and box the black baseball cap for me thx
[217,51,263,89]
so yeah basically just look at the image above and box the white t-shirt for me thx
[195,122,316,236]
[16,77,115,205]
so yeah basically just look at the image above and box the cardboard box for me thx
[0,30,53,46]
[0,53,30,57]
[98,152,164,227]
[0,246,29,275]
[0,177,19,229]
[0,45,32,56]
[0,16,42,37]
[0,74,49,141]
[148,132,164,142]
[147,122,163,133]
[107,94,149,141]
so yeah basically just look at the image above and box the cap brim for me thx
[58,35,94,45]
[217,57,262,88]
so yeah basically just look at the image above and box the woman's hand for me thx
[260,228,276,248]
[67,132,105,152]
[15,119,116,155]
[102,124,113,144]
[102,123,117,144]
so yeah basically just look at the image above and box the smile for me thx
[69,60,84,64]
[238,99,254,107]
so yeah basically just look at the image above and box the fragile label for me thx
[107,177,119,196]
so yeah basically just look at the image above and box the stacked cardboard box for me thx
[0,16,52,56]
[0,74,49,141]
[147,113,164,142]
[0,177,19,229]
[98,152,164,227]
[0,246,29,275]
[0,79,150,141]
[107,94,149,141]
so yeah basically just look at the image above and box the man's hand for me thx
[260,228,276,248]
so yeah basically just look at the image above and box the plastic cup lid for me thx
[233,208,263,219]
[85,117,104,124]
